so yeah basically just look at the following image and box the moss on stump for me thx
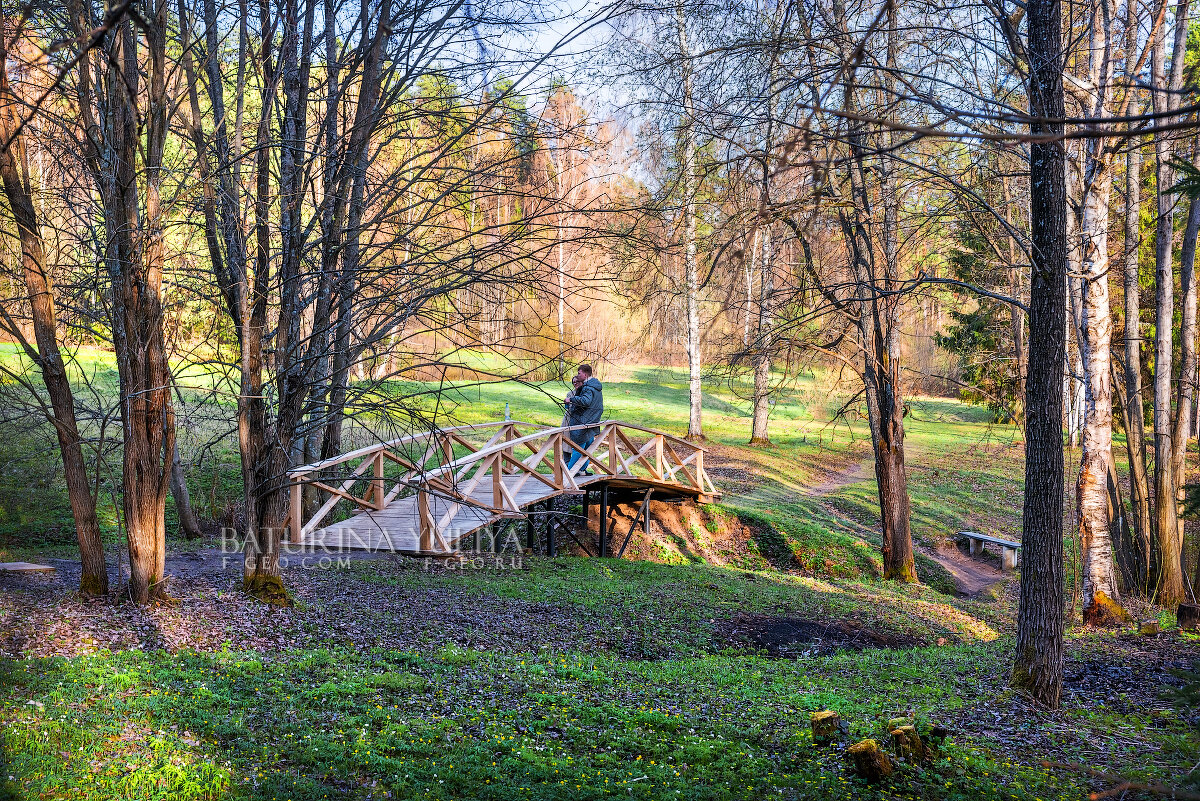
[846,738,893,782]
[1138,619,1162,636]
[810,710,843,744]
[244,573,293,607]
[890,724,927,763]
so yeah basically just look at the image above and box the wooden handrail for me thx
[287,420,549,478]
[287,419,715,546]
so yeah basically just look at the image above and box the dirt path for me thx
[803,459,1005,597]
[804,460,872,497]
[920,544,1005,596]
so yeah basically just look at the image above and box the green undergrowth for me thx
[1,641,1107,801]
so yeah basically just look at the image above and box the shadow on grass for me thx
[733,510,803,572]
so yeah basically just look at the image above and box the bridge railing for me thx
[285,420,715,549]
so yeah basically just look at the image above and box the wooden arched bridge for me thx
[285,420,717,556]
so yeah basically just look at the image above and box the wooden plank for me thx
[958,531,1021,548]
[0,562,55,573]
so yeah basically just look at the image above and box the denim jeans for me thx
[566,430,596,472]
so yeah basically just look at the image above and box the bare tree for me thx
[0,19,107,596]
[1012,0,1067,708]
[66,0,175,603]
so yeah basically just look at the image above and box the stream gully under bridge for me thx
[285,420,717,557]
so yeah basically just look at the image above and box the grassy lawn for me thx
[1,351,1197,799]
[2,553,1194,800]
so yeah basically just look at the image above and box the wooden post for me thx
[373,451,385,509]
[599,483,609,557]
[694,449,704,491]
[492,454,503,509]
[290,480,303,544]
[418,490,433,551]
[655,435,664,480]
[527,502,538,553]
[607,428,618,475]
[553,434,564,487]
[504,424,516,475]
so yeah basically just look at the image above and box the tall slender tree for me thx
[1012,0,1067,707]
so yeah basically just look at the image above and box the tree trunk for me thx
[241,0,294,596]
[104,14,173,604]
[0,42,107,595]
[676,2,703,441]
[838,36,917,583]
[1149,0,1190,606]
[169,439,202,539]
[750,226,773,444]
[874,11,914,583]
[1076,150,1125,625]
[1172,191,1200,569]
[1013,0,1067,708]
[1120,103,1153,592]
[1076,0,1126,625]
[1114,370,1151,590]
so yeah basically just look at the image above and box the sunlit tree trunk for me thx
[1075,0,1127,625]
[0,36,107,595]
[676,2,703,441]
[750,225,772,444]
[1171,190,1200,564]
[1149,0,1189,605]
[1120,103,1153,591]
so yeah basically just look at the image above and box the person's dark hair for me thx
[571,374,583,385]
[578,364,593,377]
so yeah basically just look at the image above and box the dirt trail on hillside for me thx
[804,460,873,497]
[803,459,1005,597]
[920,544,1005,596]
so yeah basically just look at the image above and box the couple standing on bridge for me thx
[562,364,603,476]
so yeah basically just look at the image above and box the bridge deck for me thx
[299,474,704,553]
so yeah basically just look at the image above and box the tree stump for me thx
[847,738,893,781]
[1179,603,1200,632]
[810,710,844,744]
[1139,619,1162,636]
[891,725,927,762]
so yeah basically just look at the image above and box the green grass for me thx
[3,550,1193,800]
[2,641,1102,801]
[4,351,1195,799]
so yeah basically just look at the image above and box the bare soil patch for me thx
[716,611,926,657]
[921,543,1006,596]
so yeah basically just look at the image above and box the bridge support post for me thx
[599,484,609,558]
[290,483,303,544]
[527,502,539,553]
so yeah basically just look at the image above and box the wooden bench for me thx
[957,531,1020,571]
[0,562,55,574]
